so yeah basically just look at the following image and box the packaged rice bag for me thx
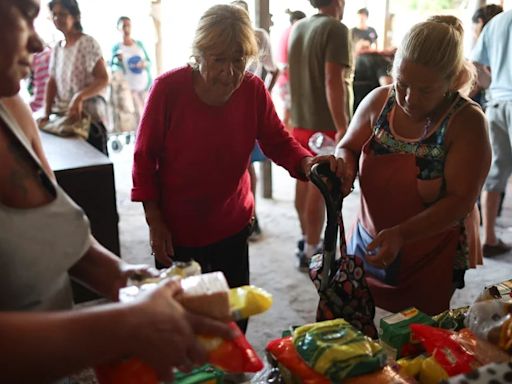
[293,319,386,381]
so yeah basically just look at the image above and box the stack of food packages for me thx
[266,279,512,383]
[95,262,273,384]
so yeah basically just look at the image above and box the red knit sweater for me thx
[132,66,310,246]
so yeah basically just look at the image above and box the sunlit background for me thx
[34,0,508,78]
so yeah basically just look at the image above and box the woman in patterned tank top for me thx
[334,16,491,315]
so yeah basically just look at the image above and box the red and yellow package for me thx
[266,336,330,384]
[200,322,263,373]
[95,357,158,384]
[410,324,479,376]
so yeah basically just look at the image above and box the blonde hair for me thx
[191,4,258,66]
[392,15,475,94]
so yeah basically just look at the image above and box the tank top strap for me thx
[424,92,468,147]
[373,87,397,135]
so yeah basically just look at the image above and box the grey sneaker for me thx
[297,251,311,273]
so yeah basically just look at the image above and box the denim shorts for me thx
[484,100,512,192]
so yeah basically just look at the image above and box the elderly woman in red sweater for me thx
[132,4,341,331]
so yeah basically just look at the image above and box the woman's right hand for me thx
[149,220,174,266]
[36,115,49,128]
[130,279,233,380]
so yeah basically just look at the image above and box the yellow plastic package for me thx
[229,285,273,320]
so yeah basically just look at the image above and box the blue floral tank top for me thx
[370,88,467,181]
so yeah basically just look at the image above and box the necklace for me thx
[418,117,432,142]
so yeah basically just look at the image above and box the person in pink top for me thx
[29,46,51,112]
[131,4,342,332]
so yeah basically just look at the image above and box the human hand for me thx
[149,220,174,266]
[36,115,49,128]
[302,155,353,196]
[67,93,84,120]
[364,226,404,269]
[130,279,233,379]
[111,264,160,299]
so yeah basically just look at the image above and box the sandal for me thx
[483,239,511,258]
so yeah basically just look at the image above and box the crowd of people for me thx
[1,0,511,380]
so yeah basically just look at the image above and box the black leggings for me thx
[155,224,251,332]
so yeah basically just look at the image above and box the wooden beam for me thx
[255,0,270,31]
[383,0,392,49]
[150,0,163,75]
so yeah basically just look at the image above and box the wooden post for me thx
[383,0,392,49]
[255,0,270,32]
[150,0,163,75]
[255,0,273,199]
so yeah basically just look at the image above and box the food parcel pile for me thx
[261,164,512,384]
[94,262,272,384]
[264,281,512,384]
[94,261,512,384]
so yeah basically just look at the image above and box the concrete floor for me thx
[110,140,512,356]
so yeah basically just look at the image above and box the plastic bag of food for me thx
[266,336,330,384]
[199,322,263,373]
[95,357,158,384]
[293,319,386,381]
[97,272,266,383]
[344,365,416,384]
[432,306,470,331]
[229,285,272,321]
[409,324,479,376]
[465,299,512,352]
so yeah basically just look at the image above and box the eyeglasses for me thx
[206,55,247,72]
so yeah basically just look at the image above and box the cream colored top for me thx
[0,102,91,311]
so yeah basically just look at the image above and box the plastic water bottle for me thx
[308,132,336,155]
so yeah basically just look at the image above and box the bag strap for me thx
[310,163,345,291]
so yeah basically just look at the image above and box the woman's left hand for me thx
[111,263,160,300]
[301,155,344,178]
[364,226,404,269]
[301,155,352,196]
[67,93,84,120]
[120,263,160,285]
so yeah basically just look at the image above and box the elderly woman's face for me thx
[394,59,450,122]
[0,0,42,98]
[198,48,246,100]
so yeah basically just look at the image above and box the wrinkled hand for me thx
[364,226,404,269]
[67,93,84,120]
[301,155,353,196]
[131,279,233,380]
[149,221,174,266]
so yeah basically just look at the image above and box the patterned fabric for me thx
[30,47,51,112]
[50,34,107,124]
[370,88,467,181]
[308,164,377,339]
[369,88,471,284]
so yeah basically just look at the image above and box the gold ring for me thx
[382,261,387,268]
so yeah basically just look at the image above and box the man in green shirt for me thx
[288,0,350,270]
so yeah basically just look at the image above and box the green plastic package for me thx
[292,319,386,381]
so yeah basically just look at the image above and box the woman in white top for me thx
[39,0,109,153]
[0,0,232,381]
